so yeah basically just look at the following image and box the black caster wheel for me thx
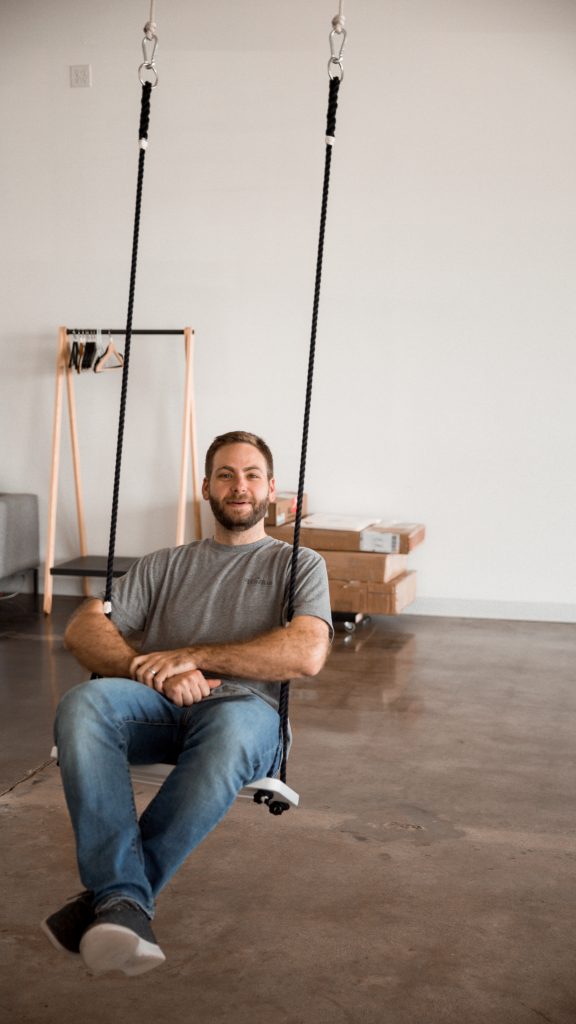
[269,801,289,815]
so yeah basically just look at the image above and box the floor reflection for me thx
[292,618,425,725]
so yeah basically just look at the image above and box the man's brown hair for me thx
[204,431,274,481]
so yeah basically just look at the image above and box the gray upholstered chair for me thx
[0,493,40,598]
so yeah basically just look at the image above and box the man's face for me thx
[202,443,276,533]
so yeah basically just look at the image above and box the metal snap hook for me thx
[139,33,159,87]
[329,26,347,62]
[142,33,158,66]
[328,26,346,80]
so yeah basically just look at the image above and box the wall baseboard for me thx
[405,597,576,624]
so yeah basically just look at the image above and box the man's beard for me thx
[209,492,270,532]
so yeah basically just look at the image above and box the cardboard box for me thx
[300,514,380,532]
[265,492,308,527]
[321,550,408,583]
[359,522,426,555]
[329,572,417,615]
[266,519,425,555]
[266,522,371,551]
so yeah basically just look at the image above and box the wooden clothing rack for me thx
[43,326,202,614]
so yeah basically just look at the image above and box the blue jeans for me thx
[54,678,282,918]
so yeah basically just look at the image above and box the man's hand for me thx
[160,671,221,707]
[130,649,221,706]
[131,648,199,686]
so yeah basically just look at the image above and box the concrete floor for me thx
[1,594,575,1023]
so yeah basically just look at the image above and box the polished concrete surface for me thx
[1,594,575,1023]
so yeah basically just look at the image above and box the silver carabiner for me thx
[142,33,158,65]
[328,26,346,80]
[139,33,159,87]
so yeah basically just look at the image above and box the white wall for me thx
[2,0,575,621]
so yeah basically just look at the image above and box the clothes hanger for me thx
[94,332,124,372]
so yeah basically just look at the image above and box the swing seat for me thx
[130,763,299,814]
[50,748,299,815]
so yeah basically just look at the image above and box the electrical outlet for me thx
[69,65,92,88]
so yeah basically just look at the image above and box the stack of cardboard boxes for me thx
[266,498,425,616]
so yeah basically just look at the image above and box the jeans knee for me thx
[205,701,280,779]
[55,679,113,743]
[54,683,84,742]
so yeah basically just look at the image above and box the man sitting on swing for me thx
[42,430,332,977]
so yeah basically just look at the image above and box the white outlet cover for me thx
[69,65,92,88]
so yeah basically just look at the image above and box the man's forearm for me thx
[190,621,328,681]
[130,616,331,689]
[64,599,137,678]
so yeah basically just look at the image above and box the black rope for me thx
[95,72,340,793]
[104,82,152,612]
[278,76,341,784]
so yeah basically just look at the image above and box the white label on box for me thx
[276,512,286,525]
[302,514,380,532]
[359,531,400,554]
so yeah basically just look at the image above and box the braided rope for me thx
[278,76,341,783]
[104,82,152,612]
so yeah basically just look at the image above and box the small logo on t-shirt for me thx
[245,577,273,586]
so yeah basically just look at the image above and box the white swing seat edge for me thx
[50,747,299,808]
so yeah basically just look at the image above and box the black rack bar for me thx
[66,329,184,335]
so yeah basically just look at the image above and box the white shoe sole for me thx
[80,923,166,977]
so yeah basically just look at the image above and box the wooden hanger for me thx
[94,335,124,372]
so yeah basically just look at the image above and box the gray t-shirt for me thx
[110,536,332,712]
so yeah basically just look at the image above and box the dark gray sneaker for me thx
[79,899,166,976]
[41,891,95,955]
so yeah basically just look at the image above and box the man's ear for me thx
[269,477,276,502]
[202,478,210,500]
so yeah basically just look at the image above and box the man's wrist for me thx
[185,645,204,669]
[121,648,140,679]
